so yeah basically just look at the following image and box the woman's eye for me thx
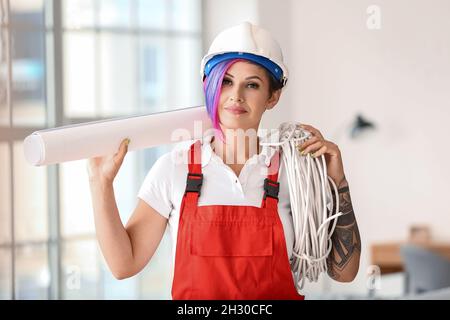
[221,79,259,89]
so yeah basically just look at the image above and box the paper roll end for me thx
[23,134,45,166]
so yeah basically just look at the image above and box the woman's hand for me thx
[297,124,346,187]
[87,138,130,184]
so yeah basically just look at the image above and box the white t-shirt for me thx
[137,134,295,271]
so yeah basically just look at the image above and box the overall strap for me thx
[262,149,280,210]
[183,140,203,210]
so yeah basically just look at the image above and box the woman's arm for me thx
[89,179,167,279]
[326,177,361,282]
[87,139,168,279]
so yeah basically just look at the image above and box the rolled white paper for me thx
[23,106,213,166]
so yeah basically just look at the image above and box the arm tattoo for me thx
[327,178,361,280]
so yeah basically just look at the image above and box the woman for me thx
[87,22,361,300]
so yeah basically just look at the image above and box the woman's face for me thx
[218,61,281,132]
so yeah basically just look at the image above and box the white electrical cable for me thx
[260,122,343,291]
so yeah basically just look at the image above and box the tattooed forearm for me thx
[326,178,361,281]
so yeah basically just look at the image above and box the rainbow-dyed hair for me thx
[203,59,244,143]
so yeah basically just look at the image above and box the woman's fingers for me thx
[298,135,321,151]
[87,138,130,183]
[299,124,329,157]
[311,145,328,158]
[299,140,324,156]
[300,124,325,140]
[113,138,130,168]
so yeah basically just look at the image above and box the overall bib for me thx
[171,140,304,300]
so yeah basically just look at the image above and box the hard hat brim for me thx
[202,52,287,87]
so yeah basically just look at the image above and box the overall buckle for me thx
[263,178,279,200]
[185,173,203,196]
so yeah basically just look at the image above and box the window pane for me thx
[0,248,12,299]
[172,0,201,32]
[11,29,46,126]
[167,36,203,107]
[0,143,11,244]
[0,28,8,126]
[63,32,96,118]
[15,243,49,299]
[0,0,8,25]
[138,0,168,30]
[139,36,168,112]
[10,0,44,28]
[13,141,48,242]
[61,239,100,299]
[62,0,96,29]
[60,160,95,237]
[138,229,172,299]
[112,150,138,224]
[99,33,137,116]
[61,149,139,238]
[99,0,130,28]
[141,145,172,176]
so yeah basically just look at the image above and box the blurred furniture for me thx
[408,224,431,243]
[371,241,450,274]
[400,244,450,295]
[403,286,450,300]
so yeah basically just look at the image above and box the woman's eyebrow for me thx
[225,73,262,81]
[245,76,263,81]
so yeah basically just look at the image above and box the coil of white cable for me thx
[260,122,343,291]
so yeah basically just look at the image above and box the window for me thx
[0,0,203,299]
[10,0,46,127]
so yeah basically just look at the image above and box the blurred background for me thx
[1,0,450,300]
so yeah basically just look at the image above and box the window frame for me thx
[0,0,204,300]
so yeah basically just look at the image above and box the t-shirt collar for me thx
[200,133,278,168]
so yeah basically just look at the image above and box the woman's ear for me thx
[266,89,282,110]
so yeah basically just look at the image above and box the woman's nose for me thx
[230,86,244,103]
[231,96,244,102]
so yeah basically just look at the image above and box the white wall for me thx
[289,0,450,297]
[203,0,450,298]
[203,0,259,48]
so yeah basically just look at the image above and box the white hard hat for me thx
[201,21,289,88]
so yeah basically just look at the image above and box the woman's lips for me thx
[225,107,247,115]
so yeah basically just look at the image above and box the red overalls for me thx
[171,140,304,300]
